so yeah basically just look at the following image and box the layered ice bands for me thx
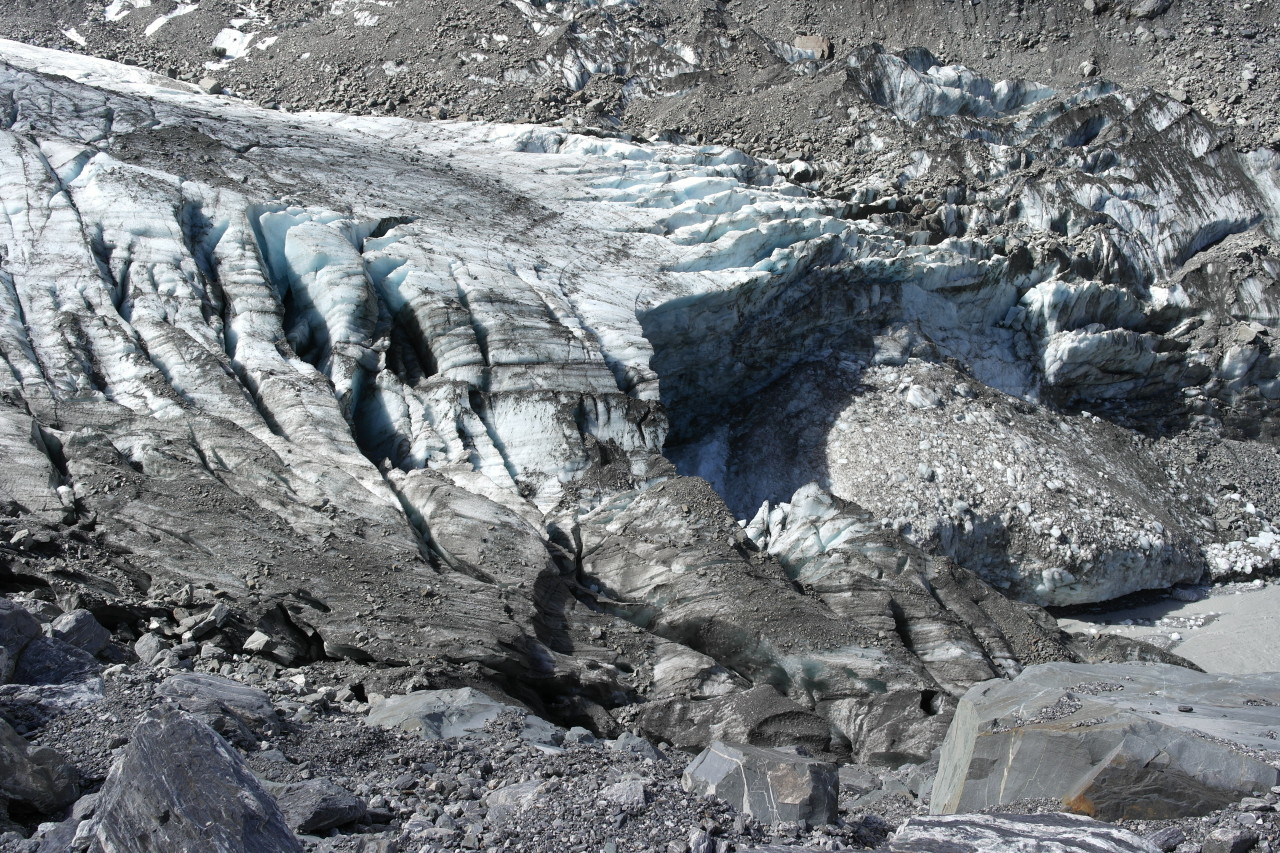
[0,39,1276,762]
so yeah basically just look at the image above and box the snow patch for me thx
[62,28,87,46]
[144,3,197,37]
[206,27,256,69]
[104,0,151,22]
[329,0,389,26]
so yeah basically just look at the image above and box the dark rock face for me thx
[890,813,1164,852]
[682,741,839,825]
[74,708,303,853]
[932,663,1280,820]
[0,599,103,724]
[0,716,78,816]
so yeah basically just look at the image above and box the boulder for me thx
[133,633,166,665]
[637,685,834,756]
[11,635,100,685]
[890,813,1162,852]
[793,35,833,60]
[682,741,837,825]
[49,610,111,656]
[0,716,78,815]
[0,599,42,681]
[609,731,667,762]
[600,779,646,808]
[75,707,303,853]
[1201,828,1259,853]
[155,672,281,747]
[483,780,543,823]
[933,663,1280,820]
[273,779,366,834]
[366,687,561,746]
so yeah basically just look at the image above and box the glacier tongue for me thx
[0,40,1275,759]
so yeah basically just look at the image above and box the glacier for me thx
[0,38,1277,761]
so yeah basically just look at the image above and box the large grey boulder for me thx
[638,685,834,756]
[933,663,1280,821]
[3,600,101,690]
[0,716,78,815]
[366,687,561,745]
[682,741,838,825]
[155,672,281,746]
[11,635,100,686]
[890,813,1162,852]
[0,599,42,682]
[272,779,366,834]
[49,610,111,656]
[74,707,303,853]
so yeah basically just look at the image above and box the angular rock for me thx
[50,610,111,656]
[600,779,647,808]
[610,731,667,762]
[11,636,101,686]
[1202,828,1259,853]
[366,687,561,745]
[133,633,166,665]
[483,780,542,823]
[155,672,281,746]
[637,685,833,756]
[0,716,78,815]
[273,779,366,834]
[75,707,303,853]
[890,813,1162,852]
[682,741,837,825]
[933,663,1280,820]
[0,599,42,681]
[1144,826,1186,852]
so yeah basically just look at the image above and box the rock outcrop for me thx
[932,662,1280,820]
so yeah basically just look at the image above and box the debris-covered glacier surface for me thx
[0,39,1275,760]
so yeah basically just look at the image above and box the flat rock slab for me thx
[891,813,1161,852]
[682,740,838,825]
[366,687,561,745]
[73,707,302,853]
[933,663,1280,821]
